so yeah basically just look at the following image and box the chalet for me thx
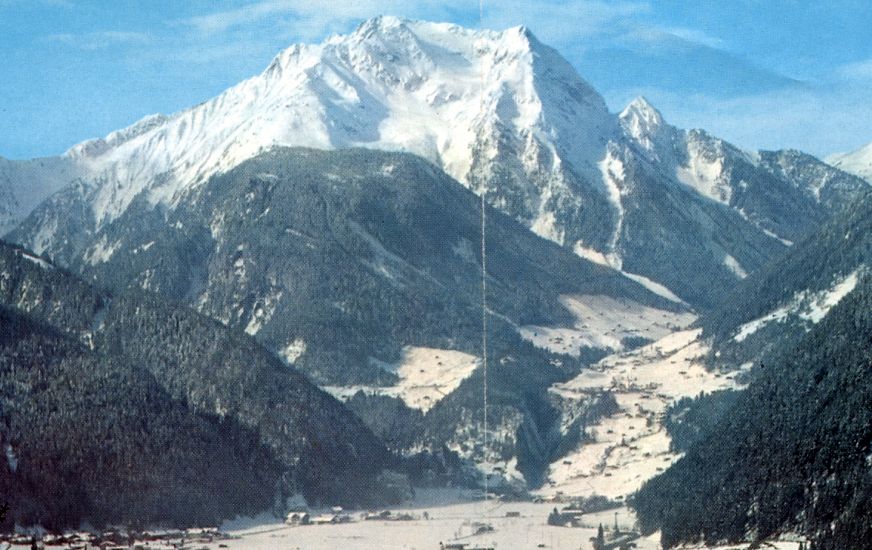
[285,511,311,525]
[363,510,393,521]
[363,510,415,521]
[311,513,354,525]
[310,514,338,525]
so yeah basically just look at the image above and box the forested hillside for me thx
[633,271,872,549]
[8,147,686,485]
[0,241,395,530]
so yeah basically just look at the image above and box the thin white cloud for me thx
[47,30,151,50]
[643,25,724,49]
[837,58,872,82]
[180,0,400,36]
[182,1,295,35]
[481,0,649,43]
[178,0,649,42]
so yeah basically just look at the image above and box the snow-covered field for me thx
[733,268,862,342]
[325,346,480,412]
[217,493,656,550]
[539,329,746,500]
[519,294,695,356]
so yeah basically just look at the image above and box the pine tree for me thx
[594,523,605,550]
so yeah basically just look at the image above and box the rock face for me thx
[4,17,866,310]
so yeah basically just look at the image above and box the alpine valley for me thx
[2,15,872,550]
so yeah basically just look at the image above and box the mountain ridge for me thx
[828,140,872,183]
[8,146,694,485]
[5,17,868,310]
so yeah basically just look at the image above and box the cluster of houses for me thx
[2,526,227,550]
[545,506,641,550]
[284,506,418,527]
[439,543,495,550]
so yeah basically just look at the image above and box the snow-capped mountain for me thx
[4,14,872,503]
[828,140,872,183]
[42,17,616,235]
[12,146,693,485]
[619,97,868,244]
[5,17,867,311]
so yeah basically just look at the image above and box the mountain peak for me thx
[619,96,670,153]
[349,15,419,41]
[358,14,409,29]
[26,16,615,231]
[621,96,662,122]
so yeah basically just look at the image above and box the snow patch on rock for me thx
[280,338,307,365]
[83,236,120,266]
[723,254,748,279]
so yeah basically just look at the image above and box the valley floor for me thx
[191,327,782,550]
[3,498,807,550]
[539,328,746,500]
[215,499,804,550]
[222,495,647,550]
[6,327,798,550]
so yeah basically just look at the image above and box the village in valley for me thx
[0,490,808,550]
[4,322,809,550]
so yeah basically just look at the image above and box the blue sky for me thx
[1,0,871,159]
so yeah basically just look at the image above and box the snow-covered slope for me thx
[700,189,872,370]
[619,98,868,244]
[828,140,872,183]
[41,17,616,236]
[325,346,480,413]
[7,17,867,310]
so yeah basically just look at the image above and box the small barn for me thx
[285,511,311,525]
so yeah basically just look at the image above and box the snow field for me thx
[325,346,479,412]
[539,329,745,500]
[519,294,695,356]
